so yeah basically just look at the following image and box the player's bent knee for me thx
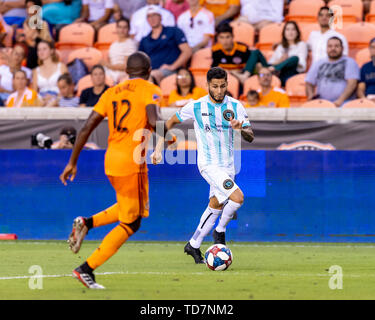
[230,188,244,205]
[121,216,142,235]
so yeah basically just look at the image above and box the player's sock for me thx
[189,206,222,249]
[216,200,242,233]
[86,222,132,270]
[92,203,120,228]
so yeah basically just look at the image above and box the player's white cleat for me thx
[72,268,105,290]
[67,217,88,254]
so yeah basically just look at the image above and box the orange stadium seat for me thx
[94,23,118,52]
[300,99,336,108]
[256,23,284,51]
[329,0,363,25]
[299,23,320,42]
[160,73,177,105]
[286,0,325,23]
[67,47,103,71]
[285,73,307,106]
[76,74,114,97]
[339,23,375,57]
[342,98,375,108]
[355,48,371,67]
[366,0,375,22]
[229,20,255,48]
[56,23,95,63]
[190,48,212,73]
[243,74,281,94]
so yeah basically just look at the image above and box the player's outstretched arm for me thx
[60,111,104,185]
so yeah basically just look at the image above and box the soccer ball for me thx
[205,244,233,271]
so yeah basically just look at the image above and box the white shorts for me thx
[200,166,238,204]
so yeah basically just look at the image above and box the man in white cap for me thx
[130,0,175,43]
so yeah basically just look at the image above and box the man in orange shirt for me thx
[200,0,240,27]
[60,52,163,289]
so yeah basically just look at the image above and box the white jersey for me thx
[176,95,251,172]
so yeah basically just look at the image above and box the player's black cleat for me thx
[184,242,205,264]
[213,229,226,245]
[72,266,105,289]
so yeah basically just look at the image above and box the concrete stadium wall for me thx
[1,150,375,242]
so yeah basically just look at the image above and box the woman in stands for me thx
[6,70,41,107]
[268,21,308,86]
[32,40,68,106]
[167,68,206,107]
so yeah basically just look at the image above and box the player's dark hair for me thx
[58,73,74,85]
[176,68,195,95]
[207,67,227,83]
[216,23,233,35]
[328,36,343,47]
[126,51,151,79]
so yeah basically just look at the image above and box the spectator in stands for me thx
[130,0,175,43]
[357,38,375,102]
[244,89,260,107]
[75,0,113,31]
[56,73,79,107]
[6,70,41,107]
[307,6,349,64]
[0,14,7,47]
[79,64,109,107]
[165,0,189,21]
[167,68,207,107]
[52,126,99,149]
[268,21,308,86]
[32,40,68,106]
[200,0,240,27]
[255,67,290,108]
[139,5,192,84]
[177,0,215,53]
[305,37,360,107]
[212,23,268,84]
[0,43,32,102]
[239,0,284,31]
[0,0,27,28]
[102,17,138,84]
[113,0,146,20]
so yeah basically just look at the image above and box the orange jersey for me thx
[93,78,162,176]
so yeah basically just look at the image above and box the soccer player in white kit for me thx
[152,67,254,263]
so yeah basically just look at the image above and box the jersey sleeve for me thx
[176,101,195,122]
[145,85,162,107]
[93,88,111,117]
[237,103,251,128]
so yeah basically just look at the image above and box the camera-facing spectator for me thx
[139,5,192,84]
[6,69,41,107]
[200,0,240,27]
[130,0,175,43]
[79,64,109,107]
[167,68,207,107]
[102,17,138,84]
[0,0,27,28]
[32,40,68,107]
[357,38,375,102]
[112,0,146,20]
[165,0,189,21]
[244,90,260,108]
[306,37,360,107]
[0,43,32,102]
[177,0,215,53]
[51,126,99,149]
[75,0,114,31]
[56,73,79,107]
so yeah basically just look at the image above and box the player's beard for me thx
[209,89,227,104]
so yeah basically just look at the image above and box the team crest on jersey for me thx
[223,179,234,190]
[205,124,211,132]
[223,109,234,121]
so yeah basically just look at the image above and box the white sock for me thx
[216,200,242,233]
[189,206,222,249]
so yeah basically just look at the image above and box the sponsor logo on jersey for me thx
[223,179,234,190]
[223,109,234,121]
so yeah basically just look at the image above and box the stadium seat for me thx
[76,74,114,97]
[366,0,375,22]
[243,74,281,94]
[299,23,320,42]
[342,98,375,108]
[256,23,284,51]
[285,73,307,106]
[329,0,363,25]
[286,0,325,23]
[190,48,212,74]
[229,20,255,48]
[300,99,336,108]
[339,23,375,57]
[160,73,177,106]
[355,48,371,67]
[67,47,103,71]
[94,23,118,52]
[56,23,95,63]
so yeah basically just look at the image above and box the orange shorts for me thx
[107,172,149,224]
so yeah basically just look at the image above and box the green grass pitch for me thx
[0,240,374,300]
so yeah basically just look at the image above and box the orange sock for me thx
[92,204,120,228]
[86,223,133,270]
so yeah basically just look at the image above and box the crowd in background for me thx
[0,0,374,109]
